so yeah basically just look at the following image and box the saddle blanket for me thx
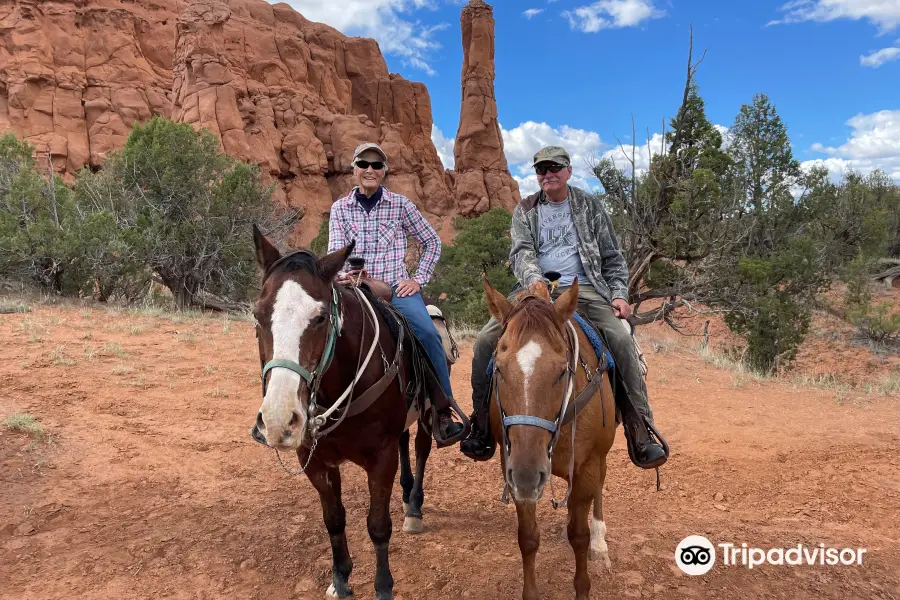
[487,311,615,376]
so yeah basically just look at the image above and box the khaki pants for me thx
[470,284,654,425]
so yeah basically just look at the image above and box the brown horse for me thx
[483,276,617,600]
[249,227,442,600]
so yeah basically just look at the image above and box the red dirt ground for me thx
[1,301,899,600]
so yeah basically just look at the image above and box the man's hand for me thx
[335,270,362,285]
[395,279,421,298]
[611,298,632,319]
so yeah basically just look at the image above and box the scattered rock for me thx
[714,492,725,502]
[239,558,257,570]
[714,503,728,511]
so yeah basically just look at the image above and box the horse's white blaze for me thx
[260,280,322,437]
[516,340,543,412]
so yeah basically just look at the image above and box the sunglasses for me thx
[355,160,385,170]
[535,163,566,175]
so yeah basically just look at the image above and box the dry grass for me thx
[449,322,481,342]
[866,374,900,397]
[5,413,44,440]
[0,300,31,314]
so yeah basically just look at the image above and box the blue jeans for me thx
[390,289,454,399]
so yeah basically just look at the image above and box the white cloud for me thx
[802,109,900,181]
[563,0,664,33]
[500,121,607,194]
[431,124,455,168]
[523,8,544,19]
[860,46,900,67]
[600,132,667,175]
[767,0,900,33]
[276,1,445,74]
[433,120,735,196]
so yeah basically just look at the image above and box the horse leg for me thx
[515,501,541,600]
[366,444,399,600]
[566,482,595,600]
[398,428,413,515]
[305,459,353,599]
[403,423,432,534]
[589,458,611,570]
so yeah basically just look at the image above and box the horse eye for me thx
[314,314,327,326]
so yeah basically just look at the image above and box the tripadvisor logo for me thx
[675,535,868,575]
[675,535,716,575]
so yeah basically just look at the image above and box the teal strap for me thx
[260,287,342,392]
[263,359,314,384]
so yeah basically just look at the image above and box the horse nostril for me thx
[538,470,548,488]
[256,412,264,430]
[506,468,513,482]
[289,412,300,429]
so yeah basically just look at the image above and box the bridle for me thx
[254,254,391,465]
[259,284,342,409]
[492,301,581,509]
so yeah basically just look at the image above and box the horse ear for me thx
[554,277,579,326]
[483,276,513,322]
[253,224,281,271]
[318,240,356,281]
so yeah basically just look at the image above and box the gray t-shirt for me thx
[537,197,588,286]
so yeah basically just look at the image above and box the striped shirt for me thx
[328,186,442,287]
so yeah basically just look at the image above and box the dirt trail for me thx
[1,304,899,600]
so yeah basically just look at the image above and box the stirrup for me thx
[432,402,470,448]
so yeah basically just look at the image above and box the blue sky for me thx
[276,0,900,193]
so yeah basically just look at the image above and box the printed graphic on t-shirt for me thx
[538,200,587,284]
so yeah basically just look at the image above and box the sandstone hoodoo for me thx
[452,0,521,215]
[0,0,519,242]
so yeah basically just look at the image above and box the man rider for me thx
[460,145,668,469]
[328,142,464,443]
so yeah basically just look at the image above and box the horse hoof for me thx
[403,516,424,533]
[402,502,408,514]
[589,549,611,571]
[326,583,352,598]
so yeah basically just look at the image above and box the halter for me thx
[261,285,341,400]
[492,306,581,509]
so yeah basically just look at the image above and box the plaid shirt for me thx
[328,186,442,287]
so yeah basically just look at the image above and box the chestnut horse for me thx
[249,227,441,600]
[483,276,617,600]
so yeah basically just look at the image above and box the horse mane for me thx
[263,250,323,282]
[504,293,567,350]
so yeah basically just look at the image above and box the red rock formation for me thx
[0,0,518,243]
[452,0,520,216]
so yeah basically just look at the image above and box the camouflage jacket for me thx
[509,185,630,303]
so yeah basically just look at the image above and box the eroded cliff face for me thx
[0,0,519,243]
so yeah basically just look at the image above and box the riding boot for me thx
[619,397,668,469]
[422,368,467,447]
[436,409,465,442]
[460,386,496,461]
